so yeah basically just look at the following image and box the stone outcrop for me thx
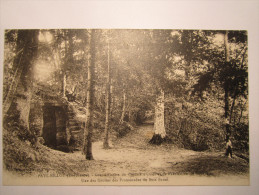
[67,102,85,151]
[32,85,85,152]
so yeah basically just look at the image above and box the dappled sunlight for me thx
[34,61,56,82]
[38,31,53,43]
[213,33,224,46]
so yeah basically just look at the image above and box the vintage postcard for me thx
[2,29,249,186]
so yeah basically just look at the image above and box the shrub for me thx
[232,123,249,152]
[115,122,133,138]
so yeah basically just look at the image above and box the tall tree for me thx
[103,32,111,149]
[153,89,166,138]
[119,87,127,124]
[191,30,248,150]
[224,30,231,138]
[147,30,173,143]
[3,30,39,143]
[83,29,96,160]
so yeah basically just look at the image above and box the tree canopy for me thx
[3,29,249,156]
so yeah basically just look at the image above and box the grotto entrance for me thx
[42,102,69,151]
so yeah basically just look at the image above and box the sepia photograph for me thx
[2,29,250,185]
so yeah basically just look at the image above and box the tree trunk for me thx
[110,81,114,117]
[119,89,126,124]
[4,30,39,144]
[149,89,167,145]
[223,31,233,158]
[229,88,238,125]
[224,30,231,138]
[224,83,230,135]
[62,72,67,97]
[103,37,111,149]
[3,58,23,116]
[154,90,166,137]
[83,30,96,160]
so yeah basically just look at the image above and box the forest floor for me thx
[3,122,249,185]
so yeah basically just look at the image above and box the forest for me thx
[2,29,249,185]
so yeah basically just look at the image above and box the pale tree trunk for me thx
[83,29,96,160]
[149,89,167,144]
[61,31,68,97]
[224,30,233,158]
[110,81,114,117]
[61,30,73,98]
[154,90,166,137]
[62,73,67,97]
[4,30,39,144]
[119,89,126,124]
[103,37,111,149]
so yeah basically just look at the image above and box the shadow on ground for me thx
[172,154,249,176]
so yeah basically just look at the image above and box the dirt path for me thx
[64,123,249,177]
[4,123,250,185]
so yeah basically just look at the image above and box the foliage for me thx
[114,122,134,138]
[3,29,249,156]
[165,94,225,151]
[232,123,249,152]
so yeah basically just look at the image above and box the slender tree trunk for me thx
[119,89,126,124]
[224,30,231,138]
[4,30,38,141]
[103,37,111,149]
[224,31,233,158]
[61,30,73,98]
[229,88,238,124]
[110,81,114,117]
[83,30,96,160]
[128,109,132,123]
[62,73,67,97]
[224,84,230,130]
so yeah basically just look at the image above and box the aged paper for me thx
[1,1,258,195]
[2,28,249,186]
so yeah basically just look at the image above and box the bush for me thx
[232,123,249,152]
[164,98,226,151]
[165,113,225,151]
[185,130,209,151]
[115,122,133,138]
